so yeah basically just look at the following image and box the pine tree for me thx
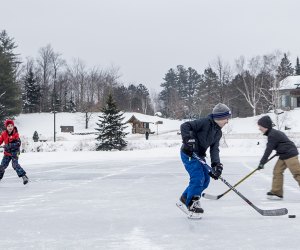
[200,67,219,115]
[0,30,22,127]
[136,84,151,114]
[295,57,300,75]
[22,66,41,113]
[185,67,202,118]
[276,53,294,81]
[95,94,128,151]
[159,68,184,118]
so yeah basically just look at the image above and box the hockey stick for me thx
[202,154,278,200]
[193,153,288,216]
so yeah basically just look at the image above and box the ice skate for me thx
[22,175,29,185]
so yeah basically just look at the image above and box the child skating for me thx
[0,119,29,184]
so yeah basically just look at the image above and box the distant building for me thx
[60,126,74,133]
[126,115,154,134]
[277,76,300,109]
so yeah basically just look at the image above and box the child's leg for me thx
[272,159,286,196]
[202,167,211,192]
[180,152,206,206]
[11,156,26,177]
[0,156,12,179]
[285,156,300,187]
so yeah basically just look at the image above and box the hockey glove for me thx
[257,163,264,170]
[209,162,223,180]
[183,137,196,157]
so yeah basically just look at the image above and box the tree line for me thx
[159,53,300,119]
[1,29,300,127]
[0,30,153,127]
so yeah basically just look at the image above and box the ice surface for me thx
[0,148,299,249]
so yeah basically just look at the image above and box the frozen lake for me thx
[0,149,299,250]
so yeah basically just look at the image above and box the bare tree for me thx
[234,55,267,116]
[212,57,232,103]
[67,58,87,111]
[37,44,54,111]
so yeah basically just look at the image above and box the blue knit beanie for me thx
[212,103,231,120]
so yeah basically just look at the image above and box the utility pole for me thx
[53,79,56,142]
[53,64,57,142]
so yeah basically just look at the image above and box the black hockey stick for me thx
[202,154,278,200]
[193,153,288,216]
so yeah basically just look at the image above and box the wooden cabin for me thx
[126,115,154,134]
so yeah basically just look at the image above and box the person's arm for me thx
[9,138,21,150]
[260,135,276,165]
[208,134,223,180]
[0,133,3,146]
[210,139,220,165]
[180,119,204,142]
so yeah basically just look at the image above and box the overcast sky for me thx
[1,0,300,91]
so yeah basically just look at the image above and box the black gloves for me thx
[209,162,223,180]
[257,163,264,170]
[183,137,196,157]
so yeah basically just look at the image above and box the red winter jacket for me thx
[0,127,21,156]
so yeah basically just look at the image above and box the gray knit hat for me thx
[212,103,231,120]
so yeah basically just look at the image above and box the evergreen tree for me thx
[185,67,202,118]
[22,66,41,113]
[95,94,128,151]
[199,67,219,116]
[160,68,177,104]
[276,53,294,81]
[295,57,300,75]
[136,84,151,114]
[0,30,21,127]
[159,68,184,118]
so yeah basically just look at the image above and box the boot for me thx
[179,195,187,206]
[267,191,283,199]
[22,175,29,185]
[188,196,204,213]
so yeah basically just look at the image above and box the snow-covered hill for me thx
[10,108,300,153]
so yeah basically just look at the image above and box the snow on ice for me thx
[0,110,300,249]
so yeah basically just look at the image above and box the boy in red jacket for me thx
[0,119,28,184]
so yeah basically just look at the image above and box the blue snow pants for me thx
[181,151,210,206]
[0,154,26,179]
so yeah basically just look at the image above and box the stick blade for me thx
[259,208,288,216]
[202,193,221,200]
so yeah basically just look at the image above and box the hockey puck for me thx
[288,215,296,218]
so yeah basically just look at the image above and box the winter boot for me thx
[188,196,204,213]
[22,175,29,185]
[179,195,187,206]
[266,191,283,200]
